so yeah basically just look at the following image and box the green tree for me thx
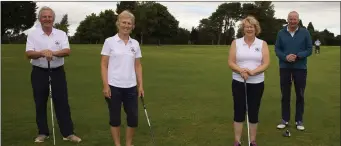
[298,20,306,28]
[98,9,118,42]
[1,1,37,43]
[134,1,157,44]
[54,14,69,35]
[307,22,316,40]
[320,29,336,45]
[116,1,138,15]
[215,2,242,45]
[176,28,190,44]
[209,11,224,45]
[73,13,102,44]
[165,27,190,44]
[149,3,179,45]
[198,18,216,44]
[72,9,119,44]
[190,27,199,44]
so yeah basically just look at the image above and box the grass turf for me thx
[1,44,340,146]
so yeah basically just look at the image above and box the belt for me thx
[32,65,64,71]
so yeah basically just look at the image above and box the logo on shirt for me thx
[130,47,136,53]
[55,41,60,45]
[255,47,260,52]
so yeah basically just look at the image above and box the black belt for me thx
[32,65,64,71]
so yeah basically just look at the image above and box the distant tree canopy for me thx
[2,1,340,46]
[72,1,181,45]
[54,14,70,36]
[71,1,339,46]
[1,1,37,44]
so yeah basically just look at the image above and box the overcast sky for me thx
[27,1,340,37]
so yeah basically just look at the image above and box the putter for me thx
[140,96,156,145]
[243,79,251,146]
[283,129,291,137]
[48,61,56,145]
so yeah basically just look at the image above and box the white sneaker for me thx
[296,121,305,131]
[34,135,49,143]
[277,120,289,129]
[62,134,82,143]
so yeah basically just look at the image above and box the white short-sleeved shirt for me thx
[232,37,264,84]
[315,40,321,46]
[25,28,70,68]
[101,34,142,88]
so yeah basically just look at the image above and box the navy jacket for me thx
[275,26,313,69]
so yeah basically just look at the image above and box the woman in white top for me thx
[100,10,144,146]
[228,16,270,146]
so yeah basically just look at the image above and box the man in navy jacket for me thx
[275,11,312,131]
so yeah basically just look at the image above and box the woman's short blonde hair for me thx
[116,10,135,28]
[238,16,261,36]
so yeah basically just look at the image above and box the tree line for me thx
[2,1,340,46]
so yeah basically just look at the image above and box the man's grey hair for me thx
[288,11,299,19]
[38,6,55,21]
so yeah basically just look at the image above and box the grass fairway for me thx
[2,44,340,146]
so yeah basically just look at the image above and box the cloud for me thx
[26,1,340,36]
[272,2,340,35]
[159,2,221,31]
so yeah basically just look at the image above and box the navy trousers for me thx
[280,68,307,122]
[31,65,74,137]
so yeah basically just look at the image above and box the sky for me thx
[27,1,340,37]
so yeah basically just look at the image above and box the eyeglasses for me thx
[244,26,254,29]
[41,16,53,19]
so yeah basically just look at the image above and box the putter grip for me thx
[47,61,52,72]
[48,61,52,73]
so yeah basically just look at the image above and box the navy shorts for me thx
[105,85,138,127]
[232,79,264,123]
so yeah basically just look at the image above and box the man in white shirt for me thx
[25,6,81,143]
[314,39,321,54]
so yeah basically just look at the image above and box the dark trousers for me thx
[31,66,74,137]
[315,46,320,54]
[105,85,138,127]
[232,80,264,124]
[280,68,307,122]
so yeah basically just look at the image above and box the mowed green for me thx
[2,44,340,146]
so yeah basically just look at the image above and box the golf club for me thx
[282,75,293,137]
[283,129,291,137]
[243,79,251,145]
[140,95,156,145]
[48,61,56,145]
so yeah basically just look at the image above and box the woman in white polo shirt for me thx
[228,16,270,146]
[100,10,144,146]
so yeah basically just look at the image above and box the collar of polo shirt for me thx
[38,27,57,36]
[113,34,133,44]
[241,37,258,46]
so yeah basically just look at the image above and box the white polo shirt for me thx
[315,40,321,46]
[232,37,264,84]
[101,34,142,88]
[25,28,70,68]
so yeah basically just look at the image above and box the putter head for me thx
[283,129,291,137]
